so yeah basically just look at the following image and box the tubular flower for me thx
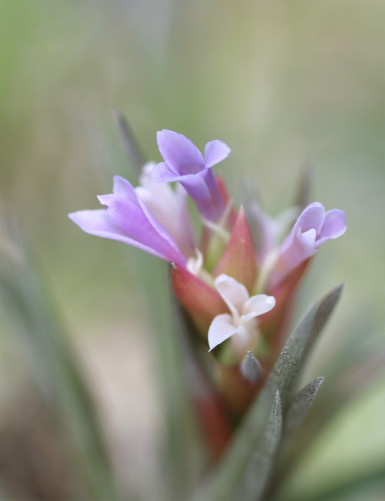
[208,274,276,353]
[135,162,196,258]
[270,202,346,288]
[68,174,188,267]
[152,129,231,222]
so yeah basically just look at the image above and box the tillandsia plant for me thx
[69,126,349,500]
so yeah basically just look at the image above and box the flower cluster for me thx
[69,129,346,420]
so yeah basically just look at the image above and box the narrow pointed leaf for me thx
[192,283,344,501]
[240,351,263,384]
[114,109,146,174]
[294,163,313,209]
[283,376,324,438]
[266,283,344,403]
[237,391,282,501]
[279,347,385,486]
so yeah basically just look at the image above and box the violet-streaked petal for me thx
[215,274,249,317]
[112,175,139,204]
[274,228,317,280]
[204,140,231,168]
[152,163,216,216]
[69,209,123,236]
[68,209,180,262]
[297,228,317,253]
[270,201,346,289]
[136,168,196,257]
[151,161,183,183]
[174,168,223,221]
[97,194,115,207]
[155,130,228,221]
[157,130,204,174]
[174,184,196,256]
[278,202,324,257]
[296,202,325,233]
[98,196,186,265]
[208,313,239,351]
[179,172,212,209]
[242,294,276,319]
[135,194,188,258]
[316,209,346,246]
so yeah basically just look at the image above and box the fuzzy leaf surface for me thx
[283,376,324,438]
[236,391,282,501]
[192,283,344,501]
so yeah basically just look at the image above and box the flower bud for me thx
[213,207,258,292]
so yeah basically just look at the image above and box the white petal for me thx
[208,313,239,351]
[242,294,276,319]
[214,274,249,317]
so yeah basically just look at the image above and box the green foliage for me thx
[0,218,120,501]
[192,284,344,501]
[237,391,283,501]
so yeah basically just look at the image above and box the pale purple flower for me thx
[68,174,188,266]
[270,202,346,287]
[152,130,231,222]
[208,274,276,352]
[135,162,196,258]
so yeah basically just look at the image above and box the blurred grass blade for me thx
[281,464,385,501]
[193,283,344,501]
[283,377,324,438]
[294,163,313,208]
[114,109,146,174]
[132,256,199,499]
[0,215,120,501]
[237,391,282,501]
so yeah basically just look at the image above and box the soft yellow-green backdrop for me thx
[1,0,384,499]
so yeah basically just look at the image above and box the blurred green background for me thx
[0,0,384,500]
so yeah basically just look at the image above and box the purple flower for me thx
[152,130,231,222]
[270,202,346,287]
[135,162,196,258]
[68,174,188,267]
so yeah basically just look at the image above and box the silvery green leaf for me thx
[192,283,344,501]
[265,283,344,404]
[114,109,146,174]
[282,347,385,481]
[236,391,282,501]
[283,376,324,438]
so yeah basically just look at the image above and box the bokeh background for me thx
[1,0,384,500]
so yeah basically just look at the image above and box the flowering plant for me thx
[67,125,351,499]
[2,118,383,501]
